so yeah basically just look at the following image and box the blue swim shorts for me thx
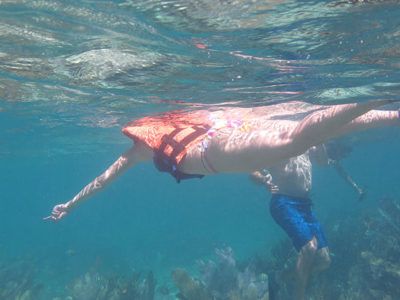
[270,194,328,251]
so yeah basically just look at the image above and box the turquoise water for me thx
[1,1,400,299]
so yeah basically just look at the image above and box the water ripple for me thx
[0,0,399,155]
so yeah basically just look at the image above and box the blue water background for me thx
[1,0,400,298]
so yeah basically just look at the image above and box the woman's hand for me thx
[43,203,69,221]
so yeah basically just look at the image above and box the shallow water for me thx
[1,0,400,299]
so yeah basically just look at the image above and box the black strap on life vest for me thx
[153,125,210,183]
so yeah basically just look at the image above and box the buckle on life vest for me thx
[153,125,210,183]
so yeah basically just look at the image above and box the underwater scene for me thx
[1,0,400,299]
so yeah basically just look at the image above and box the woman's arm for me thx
[44,144,151,221]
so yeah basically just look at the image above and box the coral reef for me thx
[172,268,211,300]
[172,247,269,300]
[64,270,155,300]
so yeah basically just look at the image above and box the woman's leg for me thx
[182,100,396,174]
[290,100,396,148]
[336,109,399,136]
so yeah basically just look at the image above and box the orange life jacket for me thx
[122,110,212,182]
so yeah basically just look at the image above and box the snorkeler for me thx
[44,100,399,221]
[250,142,363,300]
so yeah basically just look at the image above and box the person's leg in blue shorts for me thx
[270,194,331,300]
